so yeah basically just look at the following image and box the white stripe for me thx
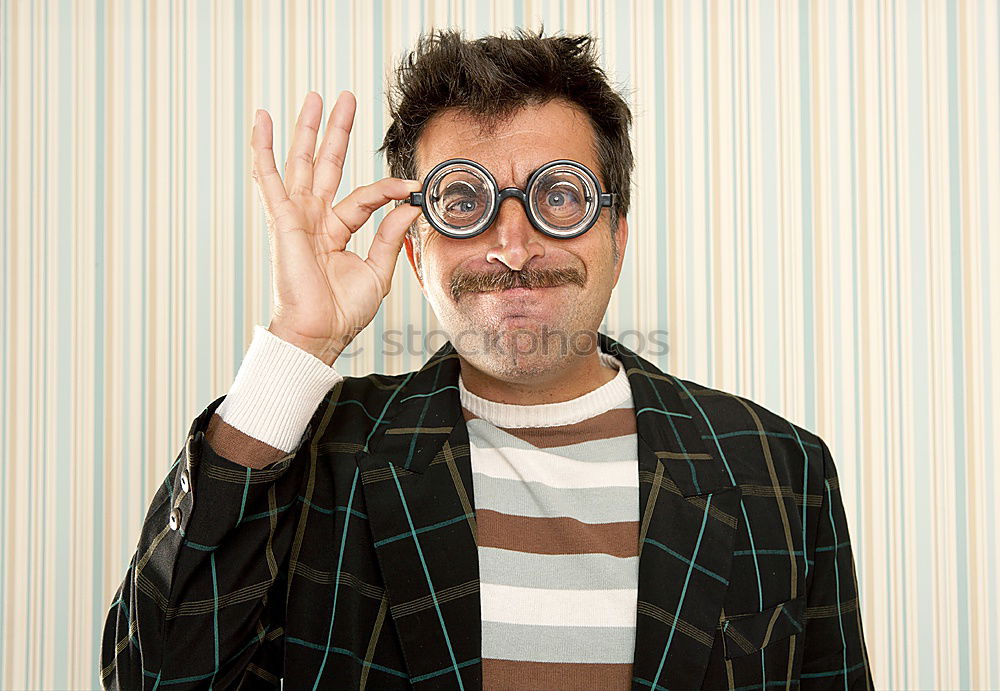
[480,583,638,627]
[470,444,639,489]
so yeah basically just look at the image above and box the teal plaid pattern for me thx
[100,332,874,689]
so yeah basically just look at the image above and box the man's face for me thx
[403,98,628,383]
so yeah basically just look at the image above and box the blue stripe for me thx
[702,0,713,384]
[944,3,970,687]
[150,626,282,685]
[399,385,460,403]
[705,430,822,448]
[286,636,408,678]
[758,0,780,409]
[236,466,250,525]
[371,0,386,375]
[729,1,741,385]
[744,0,755,388]
[800,661,867,679]
[845,1,866,652]
[825,478,849,690]
[52,1,71,684]
[903,4,934,683]
[786,422,810,580]
[365,370,418,450]
[635,407,693,420]
[888,1,909,681]
[140,0,150,545]
[653,0,667,371]
[683,0,696,376]
[798,0,816,432]
[233,0,246,373]
[195,0,209,405]
[208,553,220,688]
[643,536,729,584]
[650,493,713,690]
[388,464,465,689]
[874,5,897,683]
[313,466,361,689]
[374,512,476,548]
[409,656,481,684]
[978,6,998,690]
[34,0,50,679]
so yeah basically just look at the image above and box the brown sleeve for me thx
[204,412,291,470]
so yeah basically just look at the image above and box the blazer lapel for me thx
[356,341,483,690]
[598,332,741,690]
[357,333,740,691]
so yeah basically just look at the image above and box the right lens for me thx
[528,162,599,237]
[426,162,497,237]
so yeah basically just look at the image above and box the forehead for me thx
[413,99,600,186]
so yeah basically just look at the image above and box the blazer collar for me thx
[357,332,741,690]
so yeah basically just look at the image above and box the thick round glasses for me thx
[408,158,616,240]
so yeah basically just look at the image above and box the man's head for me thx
[378,28,634,381]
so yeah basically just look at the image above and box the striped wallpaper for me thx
[1,0,997,688]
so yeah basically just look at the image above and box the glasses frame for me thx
[408,157,616,240]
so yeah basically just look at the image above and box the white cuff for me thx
[214,324,345,452]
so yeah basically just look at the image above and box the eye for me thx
[437,181,487,224]
[541,182,582,210]
[445,197,480,214]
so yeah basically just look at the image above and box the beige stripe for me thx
[732,398,799,599]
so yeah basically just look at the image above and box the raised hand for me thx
[250,90,423,365]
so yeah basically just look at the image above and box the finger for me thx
[365,202,424,284]
[313,91,356,204]
[250,109,293,224]
[284,91,324,197]
[330,177,422,234]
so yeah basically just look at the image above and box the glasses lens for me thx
[529,164,598,236]
[427,164,495,236]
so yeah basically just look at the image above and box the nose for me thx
[483,196,545,270]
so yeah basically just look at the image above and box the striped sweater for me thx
[458,353,638,689]
[204,325,639,688]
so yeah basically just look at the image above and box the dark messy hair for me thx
[377,27,633,261]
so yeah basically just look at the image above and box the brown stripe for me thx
[476,509,639,558]
[482,658,632,690]
[205,412,289,469]
[462,406,637,448]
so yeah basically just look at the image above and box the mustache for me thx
[450,265,586,301]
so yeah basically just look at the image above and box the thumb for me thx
[365,202,423,285]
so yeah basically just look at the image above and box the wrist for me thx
[266,323,347,367]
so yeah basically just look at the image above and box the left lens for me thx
[529,163,598,237]
[425,161,496,238]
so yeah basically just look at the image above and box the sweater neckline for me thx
[457,351,632,428]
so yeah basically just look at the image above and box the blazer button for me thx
[180,470,190,493]
[169,507,182,531]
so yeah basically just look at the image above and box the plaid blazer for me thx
[101,331,874,690]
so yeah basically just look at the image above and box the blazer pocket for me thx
[720,594,806,659]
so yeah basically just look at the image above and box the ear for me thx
[610,214,628,288]
[403,231,425,292]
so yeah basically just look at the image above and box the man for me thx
[101,29,874,690]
